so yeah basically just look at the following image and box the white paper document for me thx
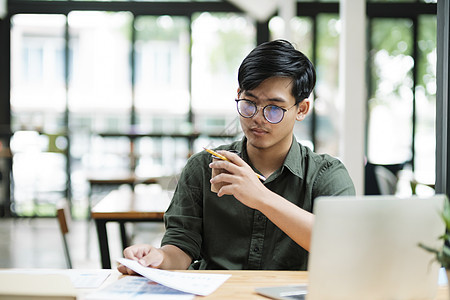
[117,258,231,296]
[67,270,111,288]
[86,276,194,300]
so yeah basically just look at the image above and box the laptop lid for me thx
[307,195,446,300]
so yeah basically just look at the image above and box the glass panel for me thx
[269,16,314,148]
[66,11,133,216]
[11,132,68,216]
[134,15,190,130]
[269,16,313,59]
[10,14,67,216]
[11,14,66,131]
[314,14,340,156]
[133,15,191,177]
[414,15,437,185]
[68,11,132,128]
[368,18,413,165]
[68,11,132,167]
[191,12,255,151]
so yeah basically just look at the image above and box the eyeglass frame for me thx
[235,99,298,124]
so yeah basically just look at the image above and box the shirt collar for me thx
[282,135,303,179]
[237,135,304,180]
[236,136,249,162]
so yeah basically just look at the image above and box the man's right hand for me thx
[117,244,164,275]
[117,244,192,273]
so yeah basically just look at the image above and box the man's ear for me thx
[296,99,310,121]
[237,87,241,96]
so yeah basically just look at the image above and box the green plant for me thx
[419,199,450,268]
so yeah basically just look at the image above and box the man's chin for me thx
[246,137,271,150]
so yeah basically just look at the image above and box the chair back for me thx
[56,202,72,268]
[374,165,398,195]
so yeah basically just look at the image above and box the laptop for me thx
[255,195,446,300]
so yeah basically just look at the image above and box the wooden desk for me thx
[1,269,448,299]
[197,270,450,299]
[87,173,158,186]
[90,270,449,300]
[196,270,308,299]
[86,172,158,216]
[91,188,170,269]
[80,270,308,299]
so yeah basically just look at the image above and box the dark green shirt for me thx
[161,137,355,270]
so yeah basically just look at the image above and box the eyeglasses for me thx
[235,99,297,124]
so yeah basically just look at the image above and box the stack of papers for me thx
[0,260,231,299]
[114,258,231,296]
[86,276,195,300]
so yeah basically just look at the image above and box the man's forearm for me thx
[259,191,314,251]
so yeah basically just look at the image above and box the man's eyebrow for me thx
[242,91,257,99]
[242,92,287,103]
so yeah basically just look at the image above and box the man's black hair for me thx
[238,39,316,104]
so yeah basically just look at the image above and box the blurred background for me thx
[0,0,444,268]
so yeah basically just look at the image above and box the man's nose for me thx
[252,107,267,124]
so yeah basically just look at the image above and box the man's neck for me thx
[246,138,292,178]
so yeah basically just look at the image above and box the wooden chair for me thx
[56,203,72,269]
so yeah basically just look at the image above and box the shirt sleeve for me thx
[161,153,208,261]
[311,157,356,199]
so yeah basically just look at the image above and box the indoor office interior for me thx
[0,0,445,269]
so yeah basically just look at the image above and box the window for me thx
[368,18,414,165]
[368,13,437,188]
[10,14,68,216]
[4,1,438,216]
[191,12,254,137]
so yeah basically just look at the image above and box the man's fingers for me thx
[211,172,235,185]
[123,244,153,260]
[117,263,127,274]
[139,248,164,268]
[117,263,137,275]
[119,244,165,272]
[210,159,240,176]
[123,247,142,260]
[217,150,244,166]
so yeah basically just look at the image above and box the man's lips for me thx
[249,127,269,135]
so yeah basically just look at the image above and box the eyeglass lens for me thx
[264,105,284,123]
[237,100,285,124]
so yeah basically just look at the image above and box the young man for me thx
[118,39,355,273]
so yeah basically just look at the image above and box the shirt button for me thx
[253,247,259,253]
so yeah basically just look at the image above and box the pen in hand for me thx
[203,147,266,182]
